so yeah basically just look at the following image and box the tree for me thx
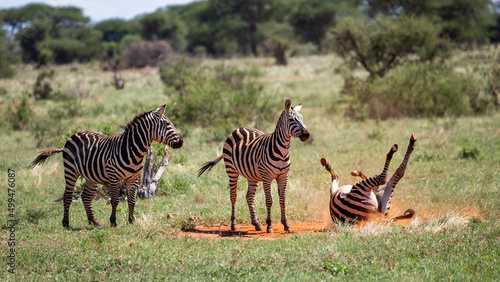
[289,0,337,52]
[365,0,496,44]
[5,4,90,64]
[329,15,450,79]
[94,19,131,42]
[138,11,186,50]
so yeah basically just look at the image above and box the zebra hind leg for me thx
[378,134,417,216]
[62,167,79,228]
[246,180,262,231]
[228,173,239,231]
[81,180,100,226]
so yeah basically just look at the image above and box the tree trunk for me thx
[138,146,171,199]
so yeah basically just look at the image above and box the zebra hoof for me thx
[267,226,273,233]
[231,225,237,231]
[62,219,69,228]
[89,220,101,227]
[254,225,262,231]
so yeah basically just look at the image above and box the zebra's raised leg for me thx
[262,177,274,233]
[126,177,140,224]
[108,177,120,227]
[81,180,100,226]
[246,180,262,231]
[277,175,290,232]
[377,134,417,215]
[62,167,79,228]
[320,158,339,196]
[228,173,239,231]
[350,170,367,180]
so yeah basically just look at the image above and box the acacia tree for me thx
[365,0,496,44]
[329,15,450,79]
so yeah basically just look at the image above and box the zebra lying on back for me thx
[29,105,183,228]
[321,134,417,224]
[198,98,310,233]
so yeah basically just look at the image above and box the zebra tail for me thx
[391,209,415,222]
[197,155,223,177]
[28,148,64,169]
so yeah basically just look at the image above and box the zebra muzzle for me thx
[299,128,310,142]
[170,137,183,149]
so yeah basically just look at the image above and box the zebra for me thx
[197,98,310,233]
[321,133,417,224]
[28,105,183,228]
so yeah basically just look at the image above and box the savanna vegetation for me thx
[0,0,499,280]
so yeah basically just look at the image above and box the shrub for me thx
[343,63,481,120]
[7,97,32,131]
[32,69,55,100]
[459,147,480,160]
[121,41,179,69]
[159,61,275,140]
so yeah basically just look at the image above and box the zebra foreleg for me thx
[126,177,139,224]
[62,168,79,228]
[277,175,290,232]
[228,174,239,231]
[81,180,100,226]
[262,177,274,233]
[108,177,120,227]
[246,180,262,231]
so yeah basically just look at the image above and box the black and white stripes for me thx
[198,98,310,233]
[321,134,417,224]
[29,105,183,228]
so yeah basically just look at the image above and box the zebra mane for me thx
[123,110,154,133]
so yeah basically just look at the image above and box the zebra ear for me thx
[155,104,166,116]
[285,98,291,111]
[294,104,302,112]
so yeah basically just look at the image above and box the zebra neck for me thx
[120,124,153,161]
[271,121,292,158]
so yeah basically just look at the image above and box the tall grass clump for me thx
[343,63,490,120]
[159,60,275,140]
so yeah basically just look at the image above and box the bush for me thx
[343,63,483,120]
[159,61,275,140]
[121,41,179,69]
[32,69,55,100]
[7,97,32,131]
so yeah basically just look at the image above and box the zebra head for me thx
[281,98,310,142]
[152,105,183,149]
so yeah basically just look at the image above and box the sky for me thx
[0,0,197,23]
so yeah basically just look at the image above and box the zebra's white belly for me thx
[338,185,378,209]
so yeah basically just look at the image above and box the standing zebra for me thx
[29,105,183,228]
[198,98,310,233]
[321,134,417,224]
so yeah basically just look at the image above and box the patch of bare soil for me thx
[182,222,329,240]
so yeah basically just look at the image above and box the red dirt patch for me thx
[182,222,329,240]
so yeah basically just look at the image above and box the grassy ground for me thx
[0,55,499,280]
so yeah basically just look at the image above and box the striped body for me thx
[29,105,183,227]
[198,99,309,233]
[323,134,417,224]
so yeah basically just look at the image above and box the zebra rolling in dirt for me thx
[321,134,417,224]
[29,105,183,228]
[198,98,310,233]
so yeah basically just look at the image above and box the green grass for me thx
[0,55,499,280]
